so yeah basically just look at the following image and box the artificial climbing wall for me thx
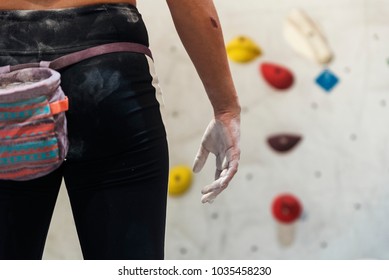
[43,0,389,259]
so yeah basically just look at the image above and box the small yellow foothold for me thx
[226,36,262,63]
[168,165,193,196]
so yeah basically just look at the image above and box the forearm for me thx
[166,0,240,118]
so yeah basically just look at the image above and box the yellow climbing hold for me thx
[226,36,262,63]
[168,165,193,196]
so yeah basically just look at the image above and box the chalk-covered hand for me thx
[193,114,240,203]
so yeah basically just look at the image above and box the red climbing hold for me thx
[272,194,302,224]
[260,62,294,90]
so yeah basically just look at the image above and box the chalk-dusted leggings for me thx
[0,4,169,259]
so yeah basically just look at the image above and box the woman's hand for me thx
[193,113,240,203]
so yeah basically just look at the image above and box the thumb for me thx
[193,146,209,173]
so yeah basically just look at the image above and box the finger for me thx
[214,151,226,180]
[201,187,224,204]
[201,176,224,195]
[220,148,240,186]
[214,168,222,180]
[220,159,239,188]
[202,170,229,203]
[192,146,210,173]
[215,158,228,180]
[216,151,226,171]
[222,156,228,170]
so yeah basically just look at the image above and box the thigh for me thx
[0,168,63,260]
[64,143,169,260]
[62,52,169,259]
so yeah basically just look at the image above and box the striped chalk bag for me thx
[0,42,153,180]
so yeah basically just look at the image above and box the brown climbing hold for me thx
[267,134,302,153]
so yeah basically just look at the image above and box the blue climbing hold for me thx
[315,69,339,92]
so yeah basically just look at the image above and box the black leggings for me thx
[0,4,169,260]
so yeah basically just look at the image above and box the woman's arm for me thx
[166,0,241,203]
[166,0,240,118]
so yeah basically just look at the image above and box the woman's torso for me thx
[0,0,136,10]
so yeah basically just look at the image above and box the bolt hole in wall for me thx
[41,0,389,260]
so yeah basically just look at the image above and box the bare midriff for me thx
[0,0,137,10]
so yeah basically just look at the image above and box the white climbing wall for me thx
[43,0,389,259]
